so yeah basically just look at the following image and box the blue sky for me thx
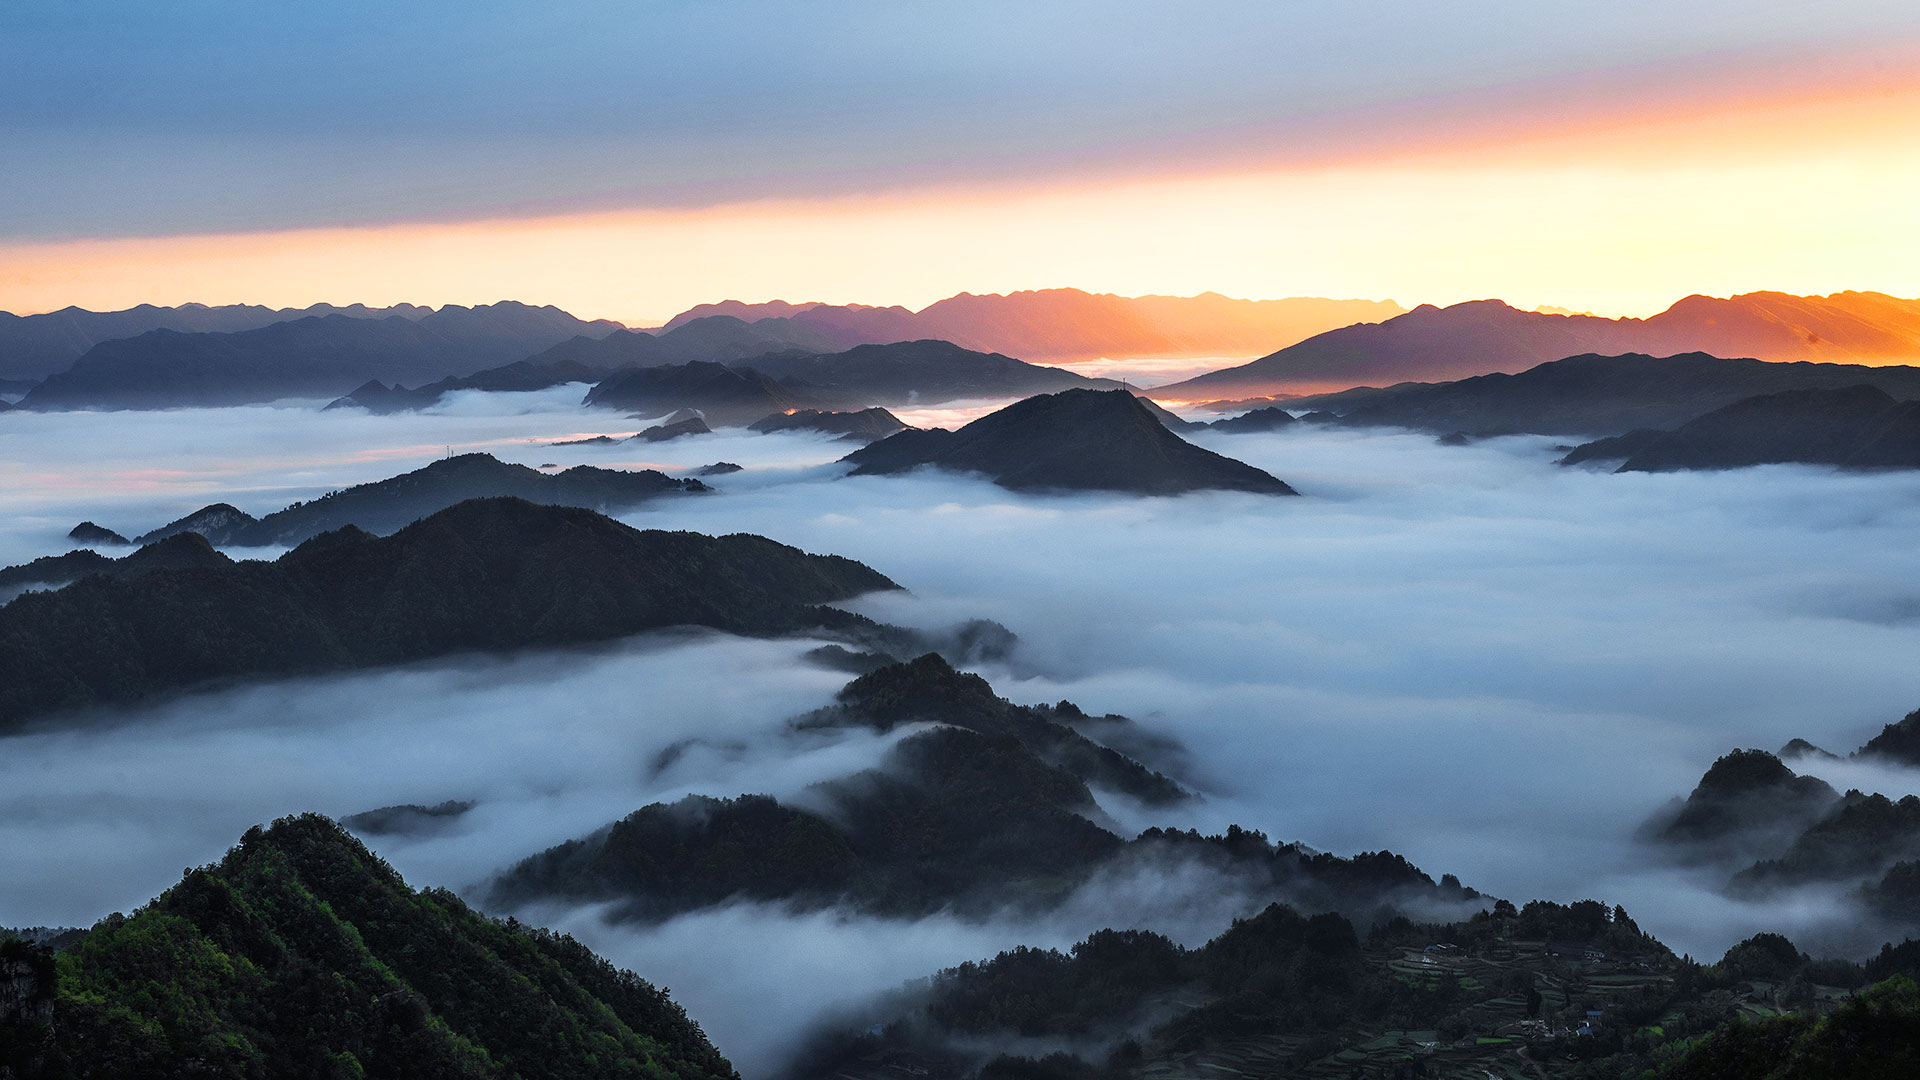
[8,0,1918,241]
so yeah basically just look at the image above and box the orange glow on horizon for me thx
[3,65,1918,324]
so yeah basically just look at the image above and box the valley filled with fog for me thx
[5,387,1920,1074]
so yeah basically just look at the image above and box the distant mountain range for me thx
[842,388,1297,495]
[1275,352,1920,438]
[0,498,896,728]
[328,332,1124,418]
[1156,292,1920,399]
[15,303,623,409]
[659,289,1406,361]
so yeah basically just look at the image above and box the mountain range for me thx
[1560,385,1920,472]
[0,498,897,728]
[0,301,452,382]
[658,289,1407,361]
[1156,292,1920,399]
[841,388,1297,495]
[16,303,623,409]
[1274,352,1920,438]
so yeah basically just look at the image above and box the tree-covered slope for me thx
[0,814,737,1080]
[0,498,898,728]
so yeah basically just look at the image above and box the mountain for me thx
[491,654,1493,925]
[745,340,1120,405]
[0,814,736,1080]
[748,407,910,442]
[0,497,898,727]
[1858,709,1920,766]
[1647,749,1839,859]
[841,389,1297,495]
[791,907,1920,1080]
[527,315,846,372]
[1643,716,1920,916]
[1157,292,1920,399]
[0,301,445,382]
[19,303,622,410]
[661,289,1407,361]
[634,416,712,442]
[1206,405,1299,433]
[65,521,127,546]
[1560,385,1920,472]
[582,361,819,425]
[111,453,703,549]
[1279,352,1920,438]
[327,356,610,413]
[329,316,849,414]
[492,654,1183,920]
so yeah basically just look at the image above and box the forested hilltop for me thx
[793,900,1920,1080]
[0,815,736,1080]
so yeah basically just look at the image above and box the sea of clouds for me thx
[4,388,1920,1074]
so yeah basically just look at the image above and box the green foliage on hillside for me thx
[1,815,736,1080]
[1654,975,1920,1080]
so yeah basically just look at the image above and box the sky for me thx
[4,1,1920,322]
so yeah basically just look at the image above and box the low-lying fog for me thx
[5,388,1920,1075]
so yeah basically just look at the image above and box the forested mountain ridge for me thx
[0,498,898,728]
[0,814,737,1080]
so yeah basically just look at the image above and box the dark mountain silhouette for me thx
[1278,352,1920,438]
[747,339,1121,403]
[1158,292,1920,398]
[134,502,260,545]
[1733,793,1920,895]
[342,799,477,836]
[326,356,609,413]
[583,361,820,425]
[1207,405,1299,433]
[663,289,1407,360]
[0,814,736,1080]
[496,655,1482,925]
[0,497,897,727]
[0,301,453,382]
[841,389,1297,495]
[1858,709,1920,766]
[748,407,910,442]
[1648,750,1838,859]
[116,454,704,548]
[1646,716,1920,913]
[20,302,622,410]
[528,314,844,371]
[788,901,1920,1080]
[1561,385,1920,472]
[492,654,1181,920]
[65,522,127,546]
[634,416,712,442]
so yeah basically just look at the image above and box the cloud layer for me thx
[5,396,1920,1073]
